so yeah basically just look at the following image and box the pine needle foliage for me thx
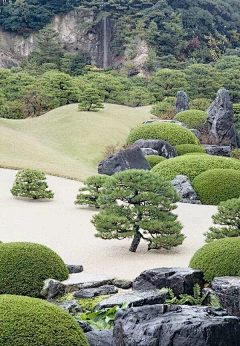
[92,169,185,252]
[78,88,104,111]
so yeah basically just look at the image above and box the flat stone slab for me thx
[96,290,166,310]
[73,285,118,299]
[61,273,115,292]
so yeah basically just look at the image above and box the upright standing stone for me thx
[207,88,240,147]
[176,91,189,113]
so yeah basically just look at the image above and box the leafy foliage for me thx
[162,284,212,306]
[150,97,176,119]
[145,155,166,168]
[78,88,104,111]
[174,110,208,130]
[205,198,240,241]
[0,242,68,297]
[175,144,206,156]
[190,98,211,111]
[92,170,185,252]
[78,295,110,312]
[11,169,54,199]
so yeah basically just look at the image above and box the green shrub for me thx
[231,148,240,160]
[0,295,89,346]
[152,155,240,181]
[146,155,166,168]
[127,123,199,146]
[175,144,206,156]
[184,152,208,156]
[150,97,176,118]
[190,98,211,111]
[0,242,69,297]
[189,237,240,282]
[174,110,208,129]
[11,169,54,199]
[192,169,240,205]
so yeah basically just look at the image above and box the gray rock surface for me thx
[77,320,93,333]
[203,145,231,157]
[171,175,201,204]
[40,279,65,299]
[86,330,113,346]
[66,264,84,274]
[132,139,178,158]
[113,304,240,346]
[61,273,115,292]
[211,277,240,317]
[113,279,133,289]
[98,148,150,175]
[207,88,240,147]
[143,119,188,127]
[190,128,202,140]
[73,285,118,299]
[140,148,158,156]
[53,300,82,315]
[176,90,189,113]
[133,267,204,296]
[96,290,166,310]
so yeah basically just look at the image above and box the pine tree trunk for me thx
[129,231,141,252]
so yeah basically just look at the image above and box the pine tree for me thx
[78,88,104,111]
[205,198,240,242]
[92,170,185,252]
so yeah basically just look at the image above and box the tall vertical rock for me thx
[206,88,240,147]
[175,91,189,113]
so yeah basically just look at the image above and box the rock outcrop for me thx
[143,119,188,127]
[203,145,231,157]
[206,88,240,147]
[133,267,204,296]
[113,304,240,346]
[98,148,151,175]
[171,175,201,204]
[132,139,178,159]
[176,91,189,113]
[73,285,118,299]
[86,330,113,346]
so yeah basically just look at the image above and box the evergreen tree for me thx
[78,88,104,111]
[205,198,240,242]
[92,170,185,252]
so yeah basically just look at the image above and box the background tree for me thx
[11,169,54,199]
[78,88,104,111]
[205,198,240,242]
[21,86,50,117]
[92,170,184,252]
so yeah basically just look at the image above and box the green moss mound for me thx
[127,122,199,146]
[189,237,240,282]
[146,155,166,168]
[184,152,208,156]
[0,295,89,346]
[175,144,206,156]
[174,110,208,129]
[152,155,240,181]
[0,242,69,297]
[193,169,240,205]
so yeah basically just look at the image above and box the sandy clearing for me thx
[0,168,217,280]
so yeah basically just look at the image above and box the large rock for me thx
[140,148,158,156]
[133,268,204,296]
[176,90,189,113]
[206,88,240,147]
[86,330,113,346]
[98,148,151,175]
[40,279,65,299]
[113,304,240,346]
[203,145,231,157]
[53,300,82,315]
[132,139,178,159]
[171,175,201,204]
[73,285,118,299]
[66,264,83,274]
[61,273,115,292]
[211,277,240,317]
[96,290,166,310]
[143,119,188,127]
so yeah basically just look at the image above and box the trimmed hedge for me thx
[192,169,240,205]
[152,155,240,181]
[0,295,89,346]
[184,152,208,156]
[127,122,199,146]
[174,110,208,129]
[189,237,240,282]
[175,144,206,156]
[0,242,69,297]
[146,155,166,168]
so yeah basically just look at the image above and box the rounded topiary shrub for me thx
[146,155,166,168]
[127,123,199,146]
[0,295,89,346]
[152,155,240,181]
[184,152,208,156]
[175,144,206,156]
[189,98,211,111]
[0,242,69,297]
[174,110,208,129]
[189,237,240,281]
[192,169,240,205]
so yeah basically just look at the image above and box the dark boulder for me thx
[206,88,240,147]
[98,148,150,175]
[52,300,82,315]
[171,175,201,204]
[176,90,189,113]
[73,285,118,299]
[40,279,65,299]
[140,148,158,156]
[113,304,240,346]
[113,279,133,290]
[203,145,231,157]
[132,139,178,159]
[66,264,83,274]
[133,267,204,296]
[86,330,113,346]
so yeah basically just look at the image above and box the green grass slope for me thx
[0,103,151,180]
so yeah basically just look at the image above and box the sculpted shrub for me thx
[146,155,166,168]
[175,144,206,156]
[174,110,208,129]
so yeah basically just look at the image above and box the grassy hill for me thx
[0,103,151,180]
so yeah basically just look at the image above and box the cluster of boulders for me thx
[42,266,240,345]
